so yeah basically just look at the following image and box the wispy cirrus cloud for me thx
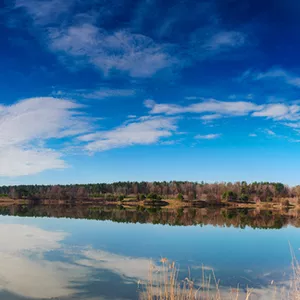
[0,97,91,177]
[189,29,247,61]
[195,134,221,140]
[199,114,222,121]
[14,0,179,78]
[265,129,276,136]
[145,98,300,138]
[0,96,180,177]
[78,116,177,152]
[13,0,248,79]
[4,93,300,179]
[252,104,290,119]
[252,103,300,121]
[255,68,300,87]
[205,31,246,50]
[49,24,178,77]
[145,99,261,116]
[15,0,71,25]
[282,122,300,129]
[82,88,136,99]
[145,98,300,122]
[53,87,137,100]
[241,67,300,88]
[127,114,137,119]
[0,147,66,177]
[4,94,300,178]
[201,31,246,51]
[144,98,300,139]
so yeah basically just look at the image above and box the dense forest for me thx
[0,181,299,204]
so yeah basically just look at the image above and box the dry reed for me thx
[139,258,251,300]
[139,250,300,300]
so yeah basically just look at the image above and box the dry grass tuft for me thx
[139,258,251,300]
[139,251,300,300]
[289,245,300,300]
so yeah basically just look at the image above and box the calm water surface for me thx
[0,205,299,299]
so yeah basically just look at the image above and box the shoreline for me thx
[0,197,297,210]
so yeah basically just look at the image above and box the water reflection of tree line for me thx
[0,203,298,229]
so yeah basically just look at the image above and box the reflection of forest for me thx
[0,202,299,229]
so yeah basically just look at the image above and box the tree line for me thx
[0,181,299,203]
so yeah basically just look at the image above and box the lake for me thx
[0,203,299,299]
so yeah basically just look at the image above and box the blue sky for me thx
[1,0,300,185]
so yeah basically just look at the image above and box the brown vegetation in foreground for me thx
[140,260,252,300]
[140,254,300,300]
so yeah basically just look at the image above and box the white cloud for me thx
[199,114,222,121]
[282,122,300,129]
[16,0,249,79]
[15,0,179,78]
[256,68,288,80]
[15,0,71,25]
[146,99,300,124]
[0,97,183,177]
[249,68,300,88]
[265,129,276,136]
[249,133,257,137]
[144,98,300,141]
[189,29,247,60]
[160,140,178,145]
[83,88,136,99]
[48,24,177,78]
[145,98,300,143]
[195,134,221,140]
[204,31,246,51]
[0,97,85,146]
[78,116,177,152]
[0,147,66,177]
[146,99,261,116]
[0,97,90,177]
[53,87,136,100]
[252,103,300,121]
[252,104,289,118]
